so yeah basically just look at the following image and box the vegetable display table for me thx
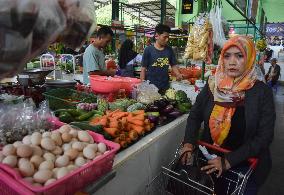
[87,114,188,195]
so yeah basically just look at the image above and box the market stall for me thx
[88,114,188,195]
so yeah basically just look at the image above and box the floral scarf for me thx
[208,35,264,146]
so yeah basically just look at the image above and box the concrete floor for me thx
[259,87,284,195]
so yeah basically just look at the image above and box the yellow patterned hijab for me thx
[208,35,263,146]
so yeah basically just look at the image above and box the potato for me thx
[74,157,86,167]
[71,142,84,152]
[52,146,63,155]
[78,131,91,142]
[39,161,54,170]
[31,146,43,156]
[2,155,18,167]
[41,138,56,151]
[31,132,42,146]
[2,144,16,156]
[22,135,31,145]
[55,155,69,168]
[44,178,56,186]
[30,155,44,168]
[56,167,69,179]
[17,145,33,158]
[43,153,56,163]
[51,132,63,146]
[59,125,71,134]
[18,160,35,177]
[83,147,96,159]
[61,133,72,143]
[65,149,79,160]
[33,170,53,184]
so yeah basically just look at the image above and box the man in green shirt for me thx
[83,26,115,84]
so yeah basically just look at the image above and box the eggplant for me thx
[154,99,168,110]
[145,104,159,112]
[168,111,182,119]
[157,116,167,126]
[148,115,159,124]
[162,105,174,114]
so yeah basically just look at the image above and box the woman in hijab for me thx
[118,39,142,77]
[180,36,275,194]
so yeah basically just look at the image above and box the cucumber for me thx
[76,112,94,121]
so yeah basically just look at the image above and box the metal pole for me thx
[161,0,166,24]
[202,61,206,81]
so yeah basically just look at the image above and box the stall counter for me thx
[86,114,188,195]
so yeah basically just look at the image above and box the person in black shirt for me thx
[266,58,281,87]
[180,36,275,195]
[140,24,183,94]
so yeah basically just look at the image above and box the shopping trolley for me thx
[146,141,258,195]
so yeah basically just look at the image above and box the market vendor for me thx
[83,26,115,84]
[140,24,183,94]
[180,36,275,195]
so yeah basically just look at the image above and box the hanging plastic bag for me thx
[30,0,66,58]
[57,0,97,49]
[209,4,226,47]
[0,0,39,78]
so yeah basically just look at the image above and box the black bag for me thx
[166,149,215,195]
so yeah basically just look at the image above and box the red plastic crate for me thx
[0,131,120,195]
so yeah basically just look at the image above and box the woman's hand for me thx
[180,143,194,165]
[201,157,231,177]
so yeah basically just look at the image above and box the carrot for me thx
[132,110,145,115]
[104,127,120,138]
[121,117,127,127]
[90,116,101,124]
[113,112,129,119]
[129,130,138,141]
[145,124,151,132]
[109,121,121,129]
[113,137,120,143]
[129,119,144,126]
[98,118,108,127]
[144,119,150,125]
[119,133,126,141]
[108,109,121,117]
[125,123,132,131]
[126,137,132,144]
[131,114,145,121]
[105,110,112,116]
[120,141,128,148]
[131,125,145,135]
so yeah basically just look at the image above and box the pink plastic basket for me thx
[90,75,122,93]
[0,131,120,195]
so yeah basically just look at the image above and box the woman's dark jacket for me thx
[184,81,276,186]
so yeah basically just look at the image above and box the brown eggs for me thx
[2,144,16,156]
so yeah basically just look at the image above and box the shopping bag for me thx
[166,149,215,195]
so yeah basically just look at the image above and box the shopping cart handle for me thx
[197,141,258,168]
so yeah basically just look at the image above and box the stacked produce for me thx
[88,110,154,149]
[145,89,191,126]
[54,109,104,124]
[0,125,109,187]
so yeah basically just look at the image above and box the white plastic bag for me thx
[136,81,161,104]
[209,5,226,47]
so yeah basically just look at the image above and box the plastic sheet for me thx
[0,99,52,145]
[136,81,161,104]
[57,0,97,49]
[0,0,39,78]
